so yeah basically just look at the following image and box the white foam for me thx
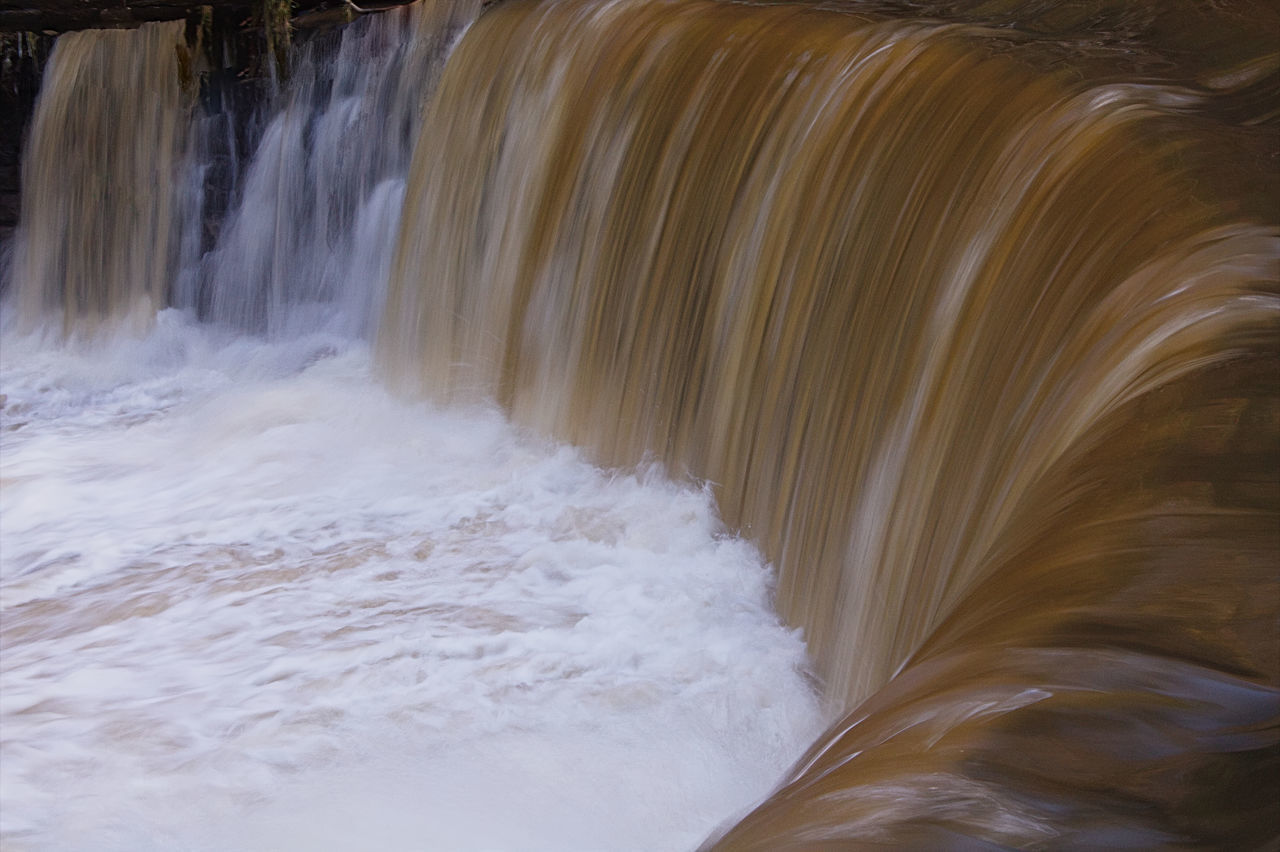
[0,316,824,851]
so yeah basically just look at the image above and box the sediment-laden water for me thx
[2,0,1277,848]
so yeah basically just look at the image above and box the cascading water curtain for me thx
[381,0,1279,846]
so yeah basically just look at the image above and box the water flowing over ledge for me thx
[2,0,1278,848]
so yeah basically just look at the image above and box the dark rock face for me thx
[0,1,345,33]
[0,31,52,253]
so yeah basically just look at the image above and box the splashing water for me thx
[0,316,824,850]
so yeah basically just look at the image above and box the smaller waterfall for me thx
[185,0,478,337]
[10,21,193,331]
[6,0,479,339]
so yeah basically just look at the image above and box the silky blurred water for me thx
[6,0,1275,847]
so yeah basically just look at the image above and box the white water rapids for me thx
[0,316,824,850]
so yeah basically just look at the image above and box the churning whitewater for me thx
[0,318,824,850]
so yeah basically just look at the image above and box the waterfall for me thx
[9,21,193,331]
[380,3,1278,842]
[185,0,478,336]
[2,0,1277,848]
[382,0,1279,709]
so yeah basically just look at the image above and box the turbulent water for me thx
[0,319,821,850]
[2,0,1279,849]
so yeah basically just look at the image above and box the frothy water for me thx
[0,314,825,851]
